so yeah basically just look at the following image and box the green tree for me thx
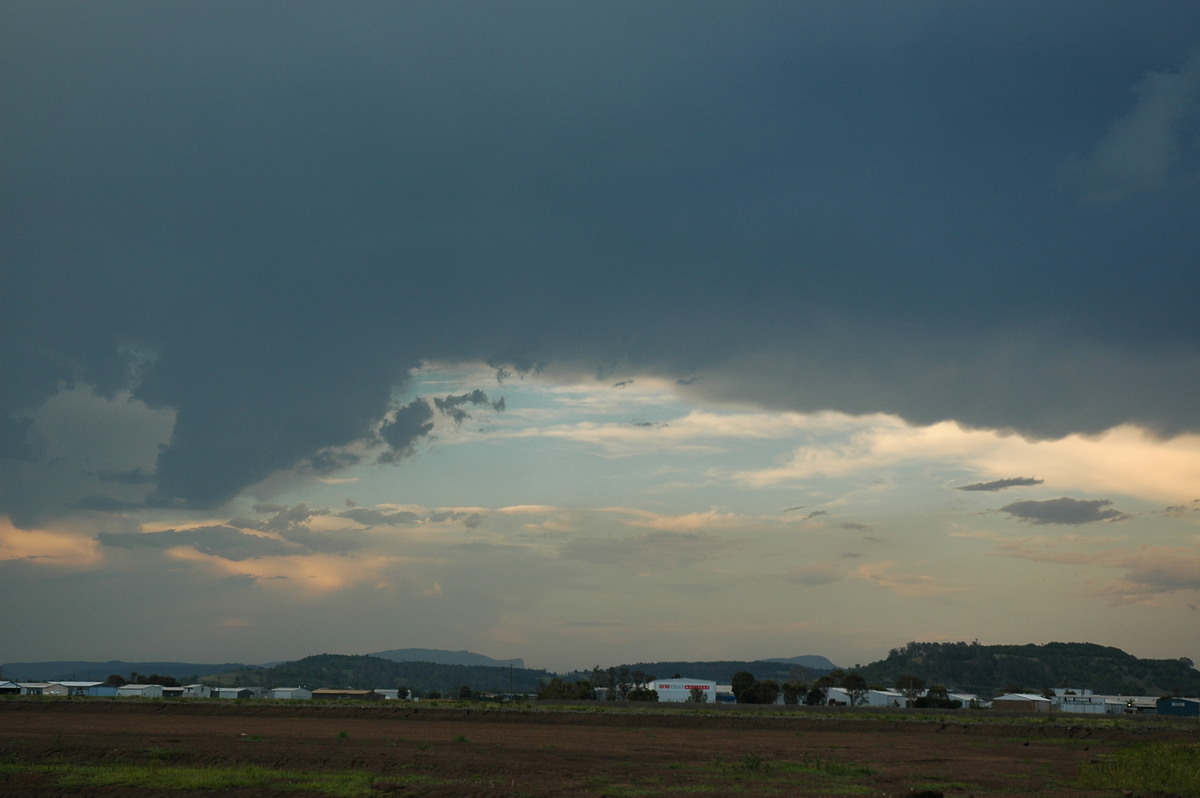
[731,671,756,701]
[781,681,807,705]
[740,680,779,704]
[895,674,925,707]
[687,687,708,703]
[626,687,659,701]
[841,673,869,706]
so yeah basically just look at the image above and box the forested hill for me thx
[856,642,1200,698]
[208,654,554,696]
[559,660,833,685]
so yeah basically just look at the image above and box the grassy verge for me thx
[0,761,442,797]
[1076,741,1200,795]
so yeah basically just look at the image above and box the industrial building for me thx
[652,678,717,702]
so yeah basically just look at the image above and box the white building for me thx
[182,684,212,698]
[45,681,101,696]
[269,687,312,700]
[652,678,718,702]
[1054,693,1122,715]
[117,683,164,698]
[991,693,1052,712]
[18,682,52,695]
[824,687,908,707]
[214,686,266,699]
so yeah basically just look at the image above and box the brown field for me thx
[0,698,1195,797]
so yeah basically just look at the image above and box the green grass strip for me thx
[3,762,441,797]
[1076,742,1200,795]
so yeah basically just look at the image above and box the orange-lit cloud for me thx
[164,547,407,595]
[0,517,103,568]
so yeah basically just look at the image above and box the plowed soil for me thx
[0,699,1194,797]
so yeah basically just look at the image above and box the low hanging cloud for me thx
[98,525,293,561]
[957,476,1044,492]
[1067,45,1200,201]
[3,4,1200,527]
[999,497,1129,526]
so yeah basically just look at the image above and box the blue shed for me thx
[1155,697,1200,716]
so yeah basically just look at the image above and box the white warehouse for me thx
[652,678,717,702]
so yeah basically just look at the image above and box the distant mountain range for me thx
[0,660,251,682]
[763,655,839,671]
[11,643,1188,698]
[369,648,524,668]
[855,641,1200,697]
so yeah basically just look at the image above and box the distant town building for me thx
[44,681,101,696]
[990,693,1052,712]
[116,683,163,698]
[1156,697,1200,717]
[311,689,382,701]
[651,678,717,702]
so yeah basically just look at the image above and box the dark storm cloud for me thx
[70,494,146,512]
[94,467,155,486]
[957,477,1044,492]
[338,506,483,529]
[229,503,328,534]
[999,497,1130,526]
[433,390,504,424]
[4,2,1200,523]
[377,400,435,464]
[340,508,422,527]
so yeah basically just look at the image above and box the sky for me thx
[2,1,1199,675]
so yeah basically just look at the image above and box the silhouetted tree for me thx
[740,680,779,704]
[626,687,659,701]
[731,671,756,701]
[782,681,807,705]
[841,673,869,706]
[896,674,926,707]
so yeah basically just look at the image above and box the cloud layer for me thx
[3,3,1200,525]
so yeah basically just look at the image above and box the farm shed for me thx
[45,682,101,696]
[0,681,20,695]
[182,684,212,698]
[214,687,265,699]
[270,687,313,700]
[117,683,163,698]
[1156,697,1200,716]
[990,693,1051,712]
[311,689,382,701]
[652,679,717,702]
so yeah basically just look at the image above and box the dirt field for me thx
[0,698,1195,797]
